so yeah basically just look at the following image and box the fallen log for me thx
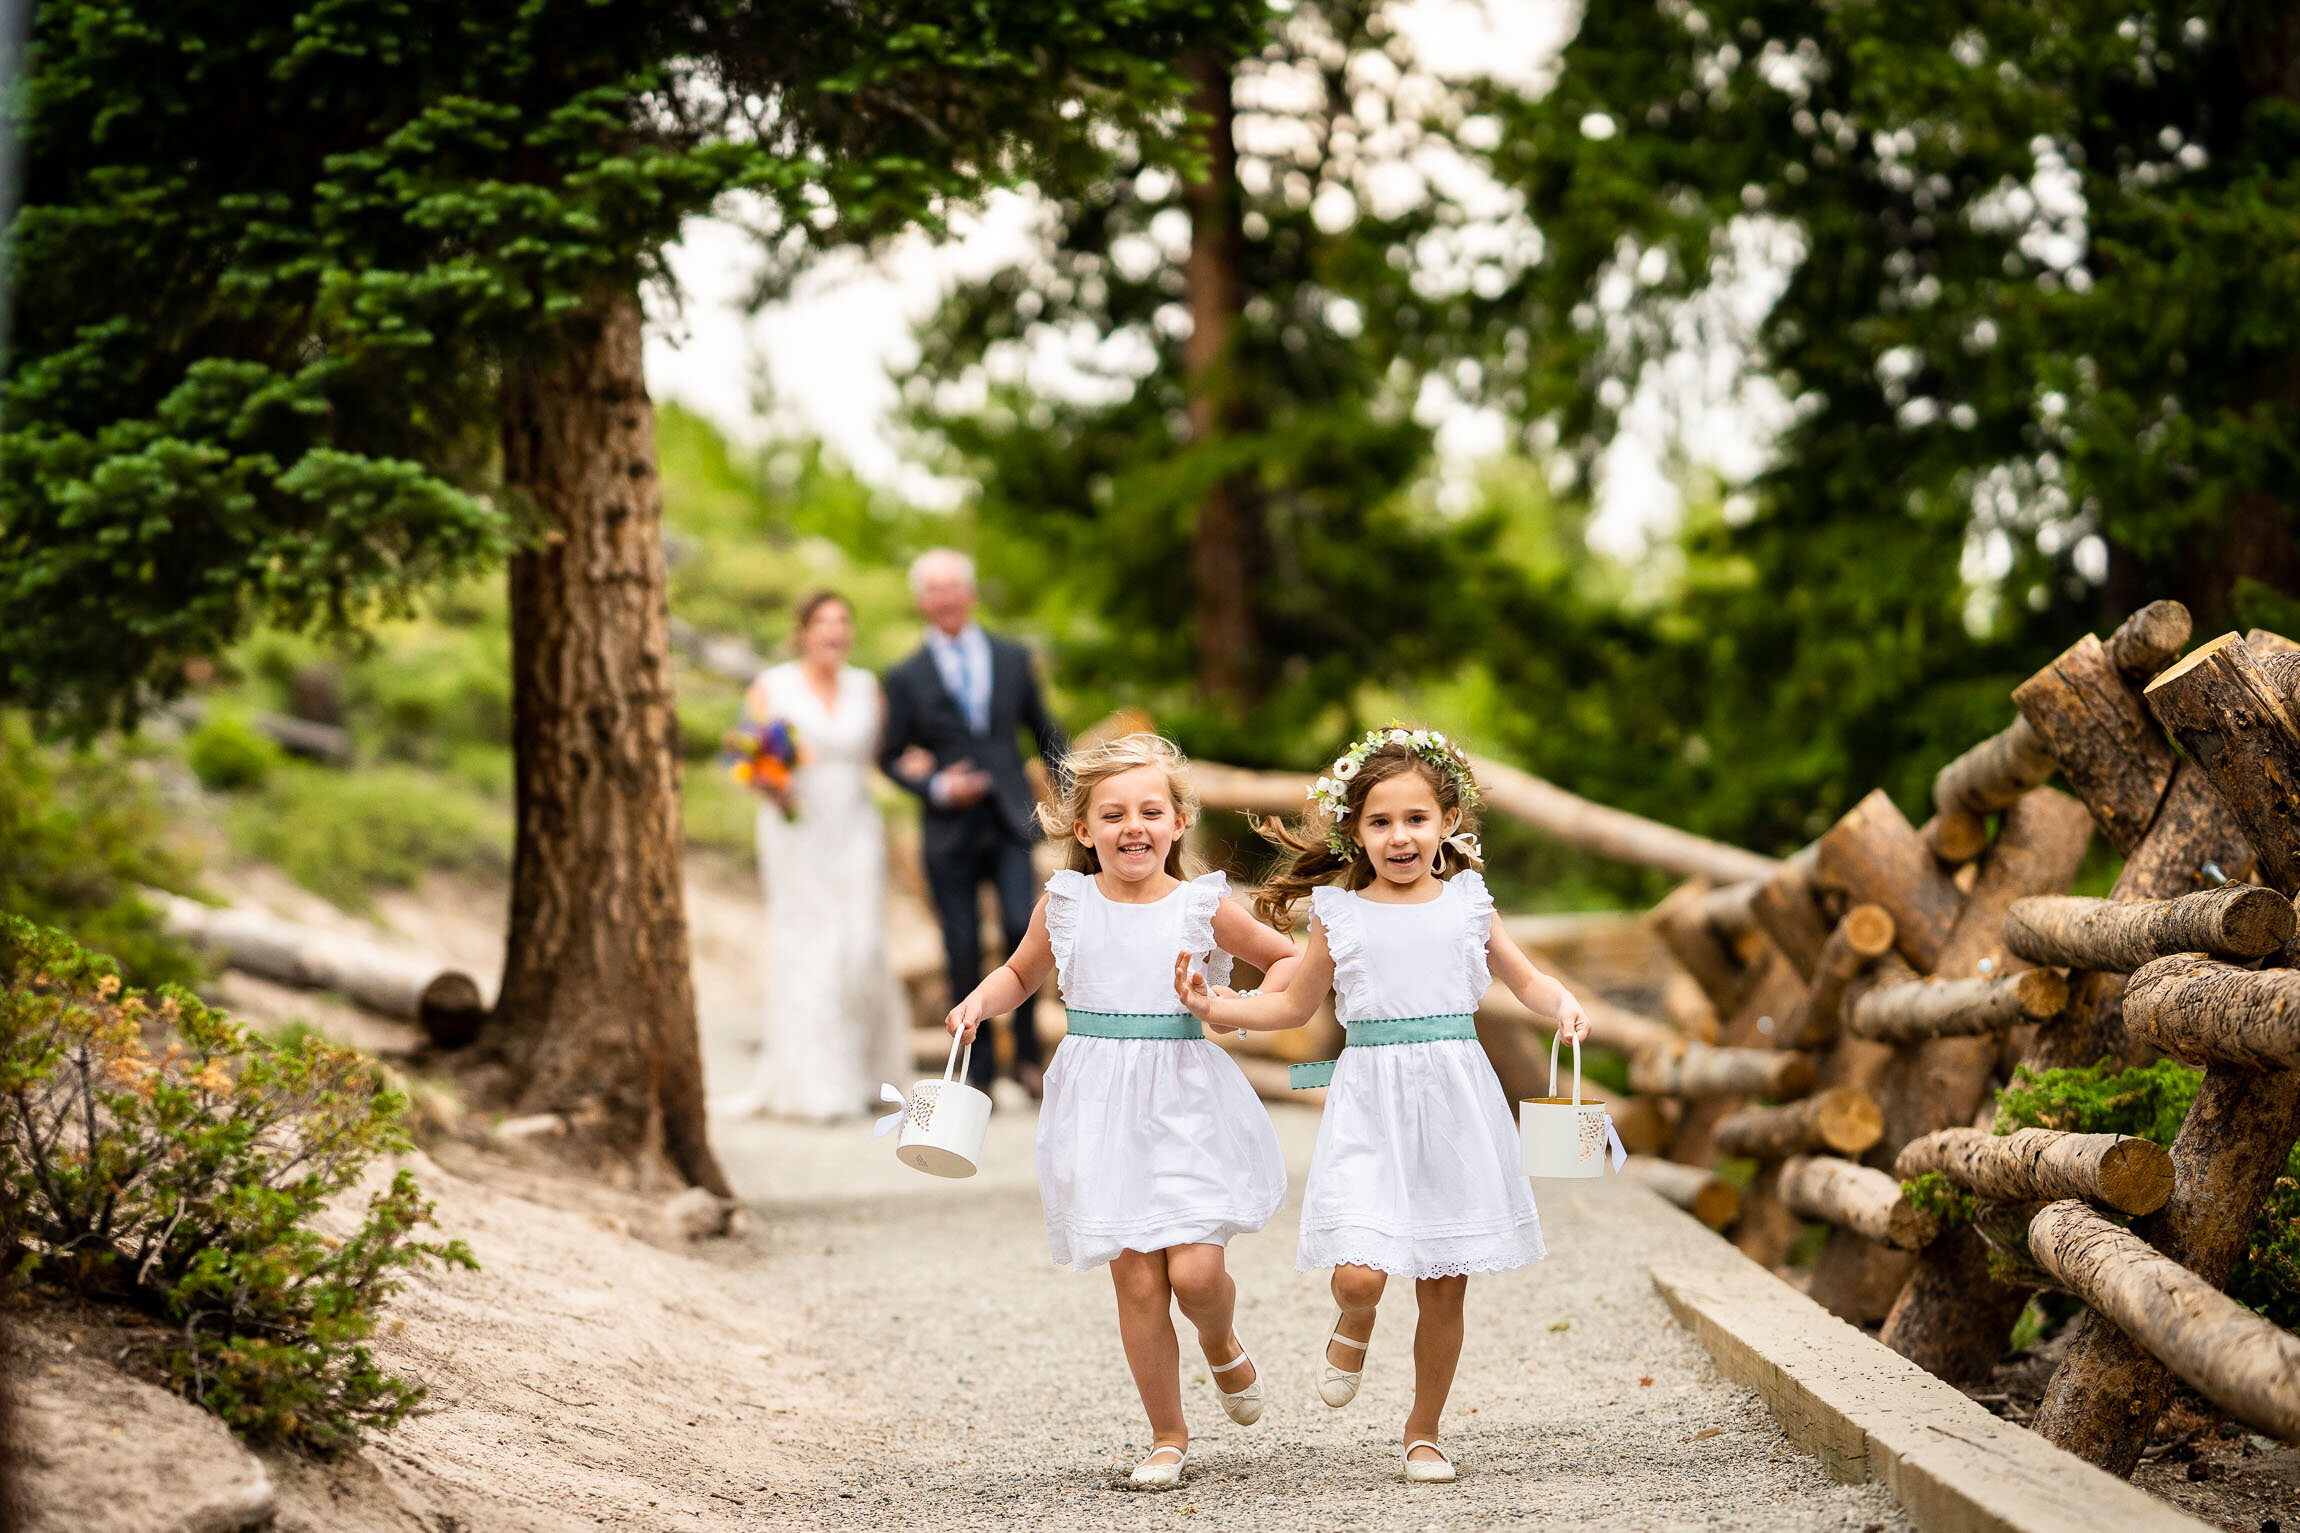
[2105,600,2193,681]
[1848,969,2068,1044]
[2123,955,2300,1072]
[2030,1200,2300,1446]
[1777,1156,1937,1251]
[2145,632,2300,894]
[1748,846,1831,978]
[1621,1155,1739,1230]
[155,892,488,1047]
[1815,789,1963,973]
[1894,1127,2173,1216]
[1629,1040,1814,1099]
[2013,633,2178,854]
[1777,905,1895,1049]
[1715,1088,1883,1161]
[1666,943,1808,1165]
[2005,884,2295,973]
[1470,754,1781,886]
[2033,1067,2300,1472]
[1932,715,2059,819]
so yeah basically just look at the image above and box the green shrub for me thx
[186,711,285,791]
[0,713,201,987]
[226,763,508,912]
[0,916,475,1449]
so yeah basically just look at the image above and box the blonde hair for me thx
[1037,733,1200,878]
[1253,737,1484,931]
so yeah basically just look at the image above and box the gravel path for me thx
[712,1095,1912,1532]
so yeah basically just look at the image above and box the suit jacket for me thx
[880,633,1069,855]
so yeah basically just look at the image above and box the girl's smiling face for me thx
[1354,768,1454,887]
[1076,764,1184,883]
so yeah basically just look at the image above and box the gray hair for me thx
[907,548,977,598]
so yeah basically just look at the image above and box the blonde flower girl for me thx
[945,734,1302,1489]
[1176,726,1590,1483]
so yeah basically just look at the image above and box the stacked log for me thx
[1895,1127,2174,1217]
[1621,1155,1740,1230]
[1777,1155,1936,1251]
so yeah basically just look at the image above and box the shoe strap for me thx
[1404,1439,1451,1463]
[1327,1328,1370,1352]
[1141,1445,1186,1464]
[1209,1349,1252,1375]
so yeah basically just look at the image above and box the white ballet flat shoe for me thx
[1403,1439,1457,1483]
[1208,1341,1263,1425]
[1318,1312,1369,1408]
[1129,1444,1187,1489]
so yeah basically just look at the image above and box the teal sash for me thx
[1287,1013,1478,1089]
[1063,1010,1205,1041]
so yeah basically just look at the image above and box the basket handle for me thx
[943,1032,974,1084]
[1548,1029,1583,1107]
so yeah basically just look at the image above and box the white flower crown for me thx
[1306,725,1480,857]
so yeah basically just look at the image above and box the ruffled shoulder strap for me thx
[1181,871,1234,990]
[1310,884,1370,1014]
[1043,869,1091,997]
[1451,870,1496,999]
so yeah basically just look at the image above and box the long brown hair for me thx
[1253,741,1483,931]
[1036,732,1201,879]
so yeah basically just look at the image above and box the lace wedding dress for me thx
[713,661,907,1121]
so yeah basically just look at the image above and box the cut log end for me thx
[2014,966,2070,1019]
[1842,903,1896,958]
[2106,600,2193,680]
[2097,1137,2177,1218]
[1924,810,1989,866]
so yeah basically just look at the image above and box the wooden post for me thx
[2005,885,2296,972]
[1777,1156,1938,1250]
[1894,1127,2174,1216]
[1816,789,1964,973]
[1847,969,2068,1044]
[2123,955,2300,1071]
[1622,1155,1740,1230]
[2012,633,2179,854]
[1778,906,1896,1049]
[2033,1069,2300,1472]
[1629,1040,1815,1098]
[2030,1199,2300,1445]
[1715,1088,1883,1160]
[2144,631,2300,893]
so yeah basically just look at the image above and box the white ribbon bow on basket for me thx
[872,1082,909,1139]
[1602,1114,1628,1173]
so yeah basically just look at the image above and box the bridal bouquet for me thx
[722,716,802,820]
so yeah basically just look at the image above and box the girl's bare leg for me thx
[1109,1249,1188,1451]
[1403,1274,1468,1459]
[1329,1262,1386,1367]
[1163,1243,1253,1392]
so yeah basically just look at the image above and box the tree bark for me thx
[2033,1067,2300,1472]
[1630,1040,1813,1098]
[1778,905,1896,1049]
[1732,1161,1806,1266]
[1848,969,2068,1044]
[1714,1088,1883,1161]
[1932,715,2059,819]
[1815,789,1964,973]
[1750,846,1831,978]
[2005,885,2295,973]
[1777,1156,1938,1250]
[2104,600,2193,681]
[2124,954,2300,1071]
[1894,1127,2174,1216]
[485,293,730,1198]
[2145,631,2300,892]
[1878,1225,2023,1382]
[1622,1155,1740,1230]
[1182,50,1262,708]
[2012,633,2178,854]
[2030,1199,2300,1445]
[1652,879,1751,1015]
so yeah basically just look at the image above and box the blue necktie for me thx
[962,641,987,734]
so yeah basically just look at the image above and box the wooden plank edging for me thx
[1650,1251,2206,1533]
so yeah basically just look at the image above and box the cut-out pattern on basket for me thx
[908,1085,940,1130]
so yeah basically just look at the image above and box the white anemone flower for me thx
[1332,757,1359,781]
[1388,728,1410,744]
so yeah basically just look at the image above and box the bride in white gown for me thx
[713,590,907,1120]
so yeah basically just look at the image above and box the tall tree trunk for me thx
[483,291,731,1198]
[1183,49,1262,710]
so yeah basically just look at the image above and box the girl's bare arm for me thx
[1209,898,1305,996]
[1176,919,1333,1033]
[947,896,1057,1040]
[1487,923,1590,1043]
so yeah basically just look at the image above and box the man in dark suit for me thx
[880,549,1069,1095]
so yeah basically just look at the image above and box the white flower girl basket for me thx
[876,1035,993,1178]
[1520,1033,1626,1180]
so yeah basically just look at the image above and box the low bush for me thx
[186,710,285,791]
[225,762,508,912]
[0,916,475,1449]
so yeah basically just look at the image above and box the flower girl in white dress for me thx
[944,734,1302,1490]
[1176,726,1590,1484]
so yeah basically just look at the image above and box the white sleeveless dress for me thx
[1296,871,1545,1278]
[714,661,907,1121]
[1035,870,1288,1271]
